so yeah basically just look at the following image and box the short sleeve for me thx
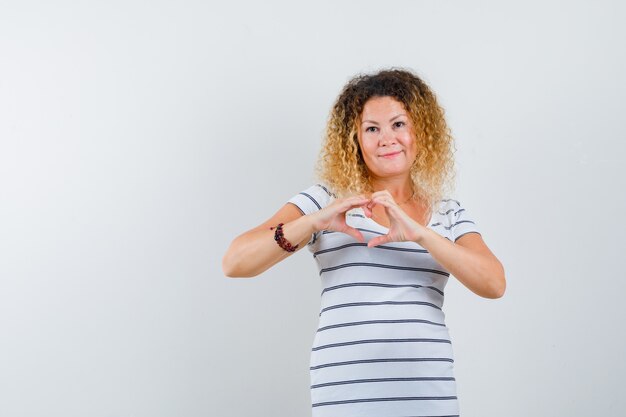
[287,184,335,245]
[287,184,335,215]
[446,199,481,242]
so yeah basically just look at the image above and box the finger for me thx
[368,234,392,248]
[367,195,389,209]
[371,190,395,202]
[371,190,391,197]
[336,199,371,220]
[341,196,370,212]
[371,196,398,210]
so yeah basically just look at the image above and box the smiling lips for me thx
[379,150,402,159]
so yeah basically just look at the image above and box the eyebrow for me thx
[361,113,407,125]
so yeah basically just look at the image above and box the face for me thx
[358,96,417,179]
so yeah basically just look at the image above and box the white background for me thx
[1,1,625,416]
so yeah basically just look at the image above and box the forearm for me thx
[417,229,505,299]
[222,215,316,278]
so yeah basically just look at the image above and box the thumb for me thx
[368,234,392,248]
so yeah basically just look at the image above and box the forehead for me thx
[361,96,407,119]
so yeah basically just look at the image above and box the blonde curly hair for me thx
[316,68,456,207]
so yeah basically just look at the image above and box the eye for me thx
[365,126,378,133]
[393,121,406,128]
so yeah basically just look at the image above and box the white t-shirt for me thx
[288,183,480,417]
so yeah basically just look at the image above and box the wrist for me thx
[413,224,433,245]
[304,212,324,234]
[272,223,298,252]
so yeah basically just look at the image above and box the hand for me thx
[308,195,370,242]
[365,190,428,247]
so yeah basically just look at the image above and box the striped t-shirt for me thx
[288,184,481,417]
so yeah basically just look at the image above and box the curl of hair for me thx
[316,68,456,207]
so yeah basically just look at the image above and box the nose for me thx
[379,127,397,146]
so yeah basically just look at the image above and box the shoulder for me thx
[434,198,461,214]
[287,184,336,215]
[432,198,481,242]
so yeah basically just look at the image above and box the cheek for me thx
[405,132,417,149]
[403,136,418,158]
[359,138,377,160]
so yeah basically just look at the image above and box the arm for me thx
[366,191,506,299]
[222,196,371,278]
[222,203,315,278]
[414,230,506,299]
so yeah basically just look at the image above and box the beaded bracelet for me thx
[271,223,299,252]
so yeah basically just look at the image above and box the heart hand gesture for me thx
[308,195,371,242]
[364,190,430,247]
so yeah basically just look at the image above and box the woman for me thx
[223,68,505,417]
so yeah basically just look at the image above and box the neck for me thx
[369,175,414,203]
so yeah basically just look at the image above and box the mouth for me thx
[379,151,402,159]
